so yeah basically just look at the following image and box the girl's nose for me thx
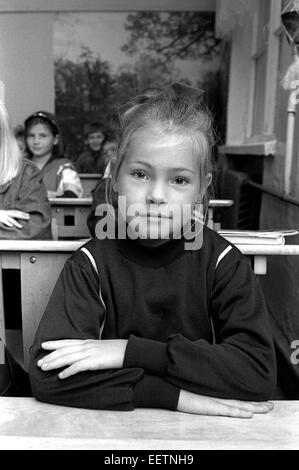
[146,182,167,205]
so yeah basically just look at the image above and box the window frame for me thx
[246,0,282,141]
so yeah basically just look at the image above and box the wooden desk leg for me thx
[21,253,70,371]
[0,258,5,364]
[51,218,58,241]
[254,256,267,275]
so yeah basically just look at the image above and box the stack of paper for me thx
[217,229,299,245]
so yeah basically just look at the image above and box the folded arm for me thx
[123,253,276,402]
[29,252,180,411]
[30,249,275,416]
[0,165,52,239]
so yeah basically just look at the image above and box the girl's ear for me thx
[205,172,212,189]
[53,134,59,146]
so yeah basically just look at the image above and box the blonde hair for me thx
[0,102,22,186]
[106,87,216,214]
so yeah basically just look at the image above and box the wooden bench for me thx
[79,173,101,197]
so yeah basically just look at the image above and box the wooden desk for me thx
[209,199,234,207]
[207,199,234,229]
[237,243,299,275]
[0,397,298,449]
[49,198,92,239]
[79,173,101,197]
[49,198,234,239]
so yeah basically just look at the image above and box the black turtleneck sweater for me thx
[29,227,276,410]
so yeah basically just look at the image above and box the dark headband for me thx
[24,111,59,134]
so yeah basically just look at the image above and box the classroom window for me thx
[250,0,271,137]
[248,0,282,140]
[278,0,299,196]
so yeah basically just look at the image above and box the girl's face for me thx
[116,131,209,240]
[26,123,59,159]
[87,131,105,151]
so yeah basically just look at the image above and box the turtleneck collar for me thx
[117,235,187,268]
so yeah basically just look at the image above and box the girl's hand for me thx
[177,389,274,419]
[37,339,128,379]
[0,210,30,228]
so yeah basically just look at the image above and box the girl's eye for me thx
[132,170,149,181]
[173,177,189,186]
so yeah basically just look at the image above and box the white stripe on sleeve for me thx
[215,245,233,269]
[80,247,106,338]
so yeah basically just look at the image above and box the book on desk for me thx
[217,229,299,245]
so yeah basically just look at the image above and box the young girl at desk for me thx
[29,84,276,418]
[0,102,51,239]
[24,111,83,198]
[0,101,51,397]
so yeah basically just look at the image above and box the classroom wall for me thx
[0,12,55,127]
[0,1,215,128]
[0,0,215,12]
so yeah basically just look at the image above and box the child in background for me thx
[29,84,276,418]
[76,122,107,175]
[102,140,117,165]
[24,111,83,198]
[0,103,51,239]
[0,101,51,396]
[86,153,114,236]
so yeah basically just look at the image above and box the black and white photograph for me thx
[0,0,298,454]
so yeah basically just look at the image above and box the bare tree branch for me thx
[121,12,220,62]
